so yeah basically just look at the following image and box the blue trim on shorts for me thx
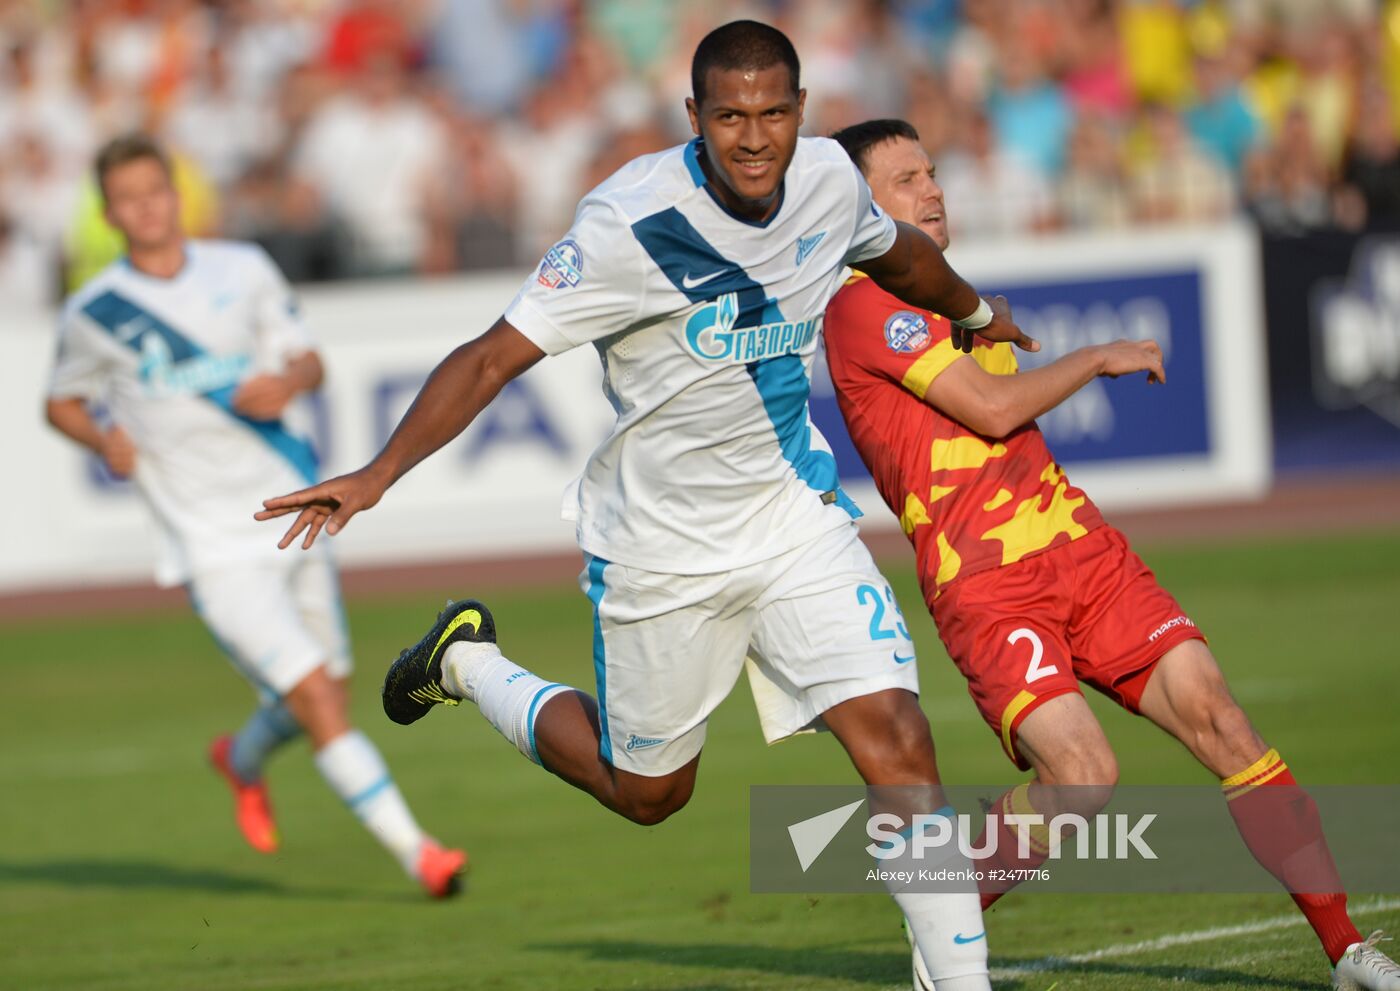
[347,775,392,811]
[584,555,612,764]
[525,683,565,766]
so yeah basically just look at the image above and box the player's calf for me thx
[823,689,941,787]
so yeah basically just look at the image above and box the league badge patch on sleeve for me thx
[537,239,584,289]
[884,311,931,353]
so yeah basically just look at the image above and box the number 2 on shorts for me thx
[1008,627,1058,684]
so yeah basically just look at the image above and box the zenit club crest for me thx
[884,311,931,353]
[537,239,583,289]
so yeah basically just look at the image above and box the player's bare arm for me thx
[256,319,544,549]
[45,397,137,478]
[859,223,1038,354]
[926,318,1165,439]
[232,351,324,422]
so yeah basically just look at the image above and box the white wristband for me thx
[951,297,993,331]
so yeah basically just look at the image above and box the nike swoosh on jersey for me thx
[892,651,916,664]
[681,270,724,289]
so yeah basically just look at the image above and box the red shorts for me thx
[929,525,1205,769]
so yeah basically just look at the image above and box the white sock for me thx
[229,701,301,782]
[881,808,991,989]
[313,730,425,875]
[441,641,571,766]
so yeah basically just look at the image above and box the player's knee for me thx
[614,776,694,826]
[288,670,337,711]
[1198,695,1264,763]
[883,714,939,779]
[845,691,939,782]
[1174,663,1259,752]
[284,665,348,738]
[1044,739,1118,790]
[618,791,689,826]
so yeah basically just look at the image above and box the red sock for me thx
[1222,749,1362,964]
[975,783,1053,911]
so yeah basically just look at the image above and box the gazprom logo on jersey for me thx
[685,291,821,362]
[137,332,250,397]
[537,239,583,290]
[884,310,931,353]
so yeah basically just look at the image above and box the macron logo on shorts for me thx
[1147,615,1196,643]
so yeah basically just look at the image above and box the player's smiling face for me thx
[862,137,948,250]
[686,64,804,223]
[102,157,182,254]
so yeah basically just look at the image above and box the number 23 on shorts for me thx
[856,583,911,642]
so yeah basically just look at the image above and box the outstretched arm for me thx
[859,223,1038,354]
[926,338,1165,439]
[255,318,545,549]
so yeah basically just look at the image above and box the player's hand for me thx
[99,425,136,478]
[232,373,296,421]
[1096,339,1166,384]
[951,295,1039,355]
[254,465,391,550]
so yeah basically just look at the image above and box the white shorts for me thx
[187,550,351,699]
[579,522,921,777]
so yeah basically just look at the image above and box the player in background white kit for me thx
[260,23,1036,985]
[45,135,466,898]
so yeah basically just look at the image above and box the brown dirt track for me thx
[3,471,1399,621]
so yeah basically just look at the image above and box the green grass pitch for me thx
[1,529,1397,990]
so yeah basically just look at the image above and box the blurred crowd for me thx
[3,0,1400,305]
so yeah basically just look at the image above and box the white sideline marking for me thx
[990,896,1400,979]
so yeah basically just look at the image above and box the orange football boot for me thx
[208,734,280,854]
[416,838,468,898]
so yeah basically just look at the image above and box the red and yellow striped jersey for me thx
[824,274,1103,600]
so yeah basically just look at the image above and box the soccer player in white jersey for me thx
[46,135,466,898]
[260,23,1035,986]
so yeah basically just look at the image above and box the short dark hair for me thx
[831,119,921,175]
[691,20,800,105]
[94,133,171,198]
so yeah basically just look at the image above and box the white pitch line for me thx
[990,895,1400,979]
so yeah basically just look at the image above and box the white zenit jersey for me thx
[50,240,320,586]
[506,136,897,574]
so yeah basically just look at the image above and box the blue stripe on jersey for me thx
[82,290,318,483]
[746,355,861,518]
[631,208,773,325]
[630,208,856,515]
[584,555,613,765]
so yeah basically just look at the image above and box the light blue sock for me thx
[229,701,302,783]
